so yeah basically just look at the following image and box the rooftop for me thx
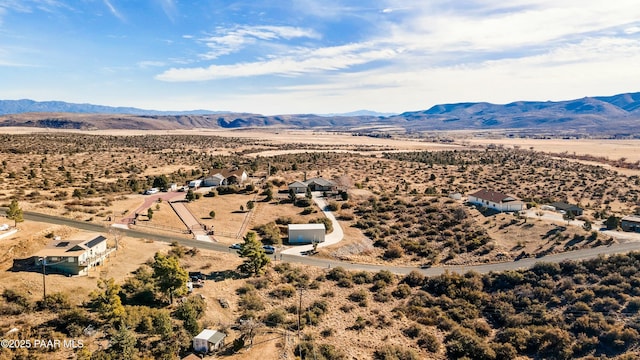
[288,223,326,230]
[469,189,517,203]
[33,232,106,258]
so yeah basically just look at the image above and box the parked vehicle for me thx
[262,245,275,254]
[144,188,159,195]
[230,243,242,250]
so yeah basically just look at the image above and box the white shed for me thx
[193,329,226,353]
[288,224,325,244]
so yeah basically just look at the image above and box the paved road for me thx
[8,210,640,276]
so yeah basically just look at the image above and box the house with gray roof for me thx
[32,232,114,276]
[468,189,525,212]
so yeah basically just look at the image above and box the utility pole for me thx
[297,286,303,360]
[39,258,46,300]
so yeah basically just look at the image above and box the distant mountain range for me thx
[1,92,639,136]
[0,99,219,116]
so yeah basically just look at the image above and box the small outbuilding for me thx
[193,329,226,353]
[550,202,583,216]
[288,224,326,244]
[621,215,640,232]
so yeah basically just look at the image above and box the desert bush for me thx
[236,283,256,295]
[403,324,423,339]
[239,292,265,311]
[295,198,312,207]
[327,202,339,211]
[390,284,411,301]
[352,271,373,284]
[270,284,296,299]
[37,292,72,311]
[295,341,346,360]
[50,308,93,337]
[311,217,333,233]
[383,244,404,259]
[349,289,369,307]
[373,344,420,360]
[418,332,440,353]
[327,267,351,282]
[445,326,496,360]
[374,270,395,285]
[373,291,392,303]
[254,221,282,245]
[265,308,287,327]
[247,277,269,290]
[402,270,426,287]
[2,288,31,311]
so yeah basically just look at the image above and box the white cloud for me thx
[103,0,125,22]
[157,42,397,81]
[385,1,640,54]
[197,25,320,60]
[625,26,640,35]
[130,1,640,113]
[159,0,177,22]
[137,60,166,68]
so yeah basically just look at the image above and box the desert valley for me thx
[2,103,640,360]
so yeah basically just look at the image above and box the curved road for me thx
[9,210,640,276]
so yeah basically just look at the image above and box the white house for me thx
[468,189,525,212]
[193,329,226,353]
[288,224,326,244]
[32,232,114,276]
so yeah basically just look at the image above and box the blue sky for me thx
[1,0,639,114]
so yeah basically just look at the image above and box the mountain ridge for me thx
[1,92,639,135]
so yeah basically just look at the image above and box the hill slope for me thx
[1,92,639,135]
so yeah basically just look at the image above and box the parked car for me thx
[262,245,275,254]
[0,224,9,231]
[230,243,242,250]
[144,188,159,195]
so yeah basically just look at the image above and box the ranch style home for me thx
[203,168,248,186]
[288,177,337,193]
[32,232,114,276]
[468,189,525,212]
